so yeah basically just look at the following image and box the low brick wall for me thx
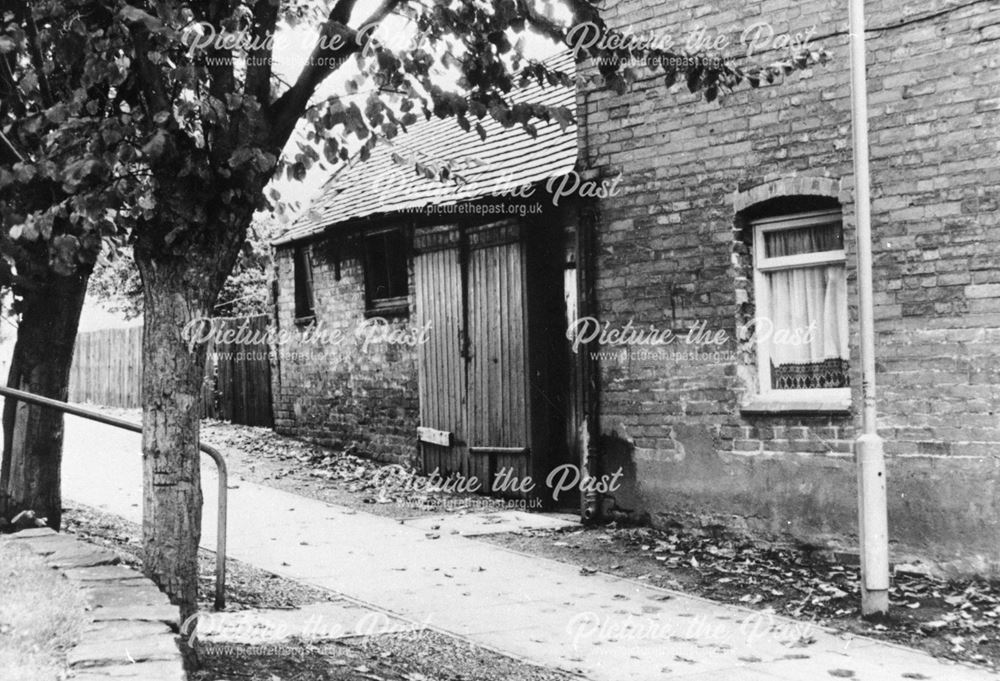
[4,528,184,681]
[272,240,420,465]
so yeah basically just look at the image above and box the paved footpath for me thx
[62,417,996,681]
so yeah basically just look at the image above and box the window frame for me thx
[362,228,409,317]
[292,243,315,324]
[749,209,850,409]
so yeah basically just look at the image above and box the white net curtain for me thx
[763,223,849,390]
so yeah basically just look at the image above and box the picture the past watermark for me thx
[185,316,810,367]
[567,318,817,354]
[181,17,818,67]
[566,609,820,651]
[374,463,623,502]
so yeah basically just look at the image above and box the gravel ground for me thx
[193,633,580,681]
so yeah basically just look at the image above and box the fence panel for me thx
[69,316,273,427]
[206,315,273,427]
[69,326,143,408]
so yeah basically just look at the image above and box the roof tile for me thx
[274,53,577,245]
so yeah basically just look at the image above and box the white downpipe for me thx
[848,0,890,616]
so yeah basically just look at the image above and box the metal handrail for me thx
[0,386,227,610]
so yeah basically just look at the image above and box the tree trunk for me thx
[136,254,226,620]
[138,262,209,619]
[0,271,89,531]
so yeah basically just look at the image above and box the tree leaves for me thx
[49,235,80,276]
[0,0,828,297]
[117,6,170,37]
[141,130,170,161]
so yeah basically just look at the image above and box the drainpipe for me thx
[577,198,602,523]
[270,276,282,401]
[848,0,890,616]
[576,84,601,523]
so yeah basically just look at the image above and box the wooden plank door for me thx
[465,228,531,494]
[414,221,536,497]
[414,245,467,477]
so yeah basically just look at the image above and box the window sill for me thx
[741,392,851,415]
[294,315,316,327]
[365,296,409,319]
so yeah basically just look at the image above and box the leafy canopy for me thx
[0,0,825,278]
[90,213,276,318]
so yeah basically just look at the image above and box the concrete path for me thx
[62,416,995,681]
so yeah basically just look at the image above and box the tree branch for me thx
[16,0,55,108]
[119,6,171,115]
[0,129,23,163]
[329,0,362,26]
[264,0,400,152]
[244,0,279,106]
[204,1,235,105]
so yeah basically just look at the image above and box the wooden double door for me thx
[414,219,567,500]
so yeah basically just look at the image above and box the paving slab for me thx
[5,526,57,539]
[85,583,173,609]
[62,418,997,681]
[67,635,182,668]
[64,564,151,582]
[90,603,180,625]
[46,545,121,569]
[84,620,176,642]
[67,660,186,680]
[3,527,184,681]
[18,533,82,554]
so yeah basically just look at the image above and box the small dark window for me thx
[363,230,408,315]
[293,244,315,320]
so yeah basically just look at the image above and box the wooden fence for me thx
[69,326,144,408]
[69,316,273,427]
[203,315,274,427]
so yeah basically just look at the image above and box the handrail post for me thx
[0,386,227,610]
[197,439,228,610]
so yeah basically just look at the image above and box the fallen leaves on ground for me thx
[493,524,1000,671]
[86,412,1000,671]
[201,420,516,515]
[192,631,576,681]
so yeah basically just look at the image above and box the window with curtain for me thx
[752,210,848,396]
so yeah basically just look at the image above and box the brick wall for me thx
[581,0,1000,573]
[272,235,419,464]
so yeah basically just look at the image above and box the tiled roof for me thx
[274,52,577,245]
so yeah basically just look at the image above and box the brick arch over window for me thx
[732,176,845,215]
[730,176,852,410]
